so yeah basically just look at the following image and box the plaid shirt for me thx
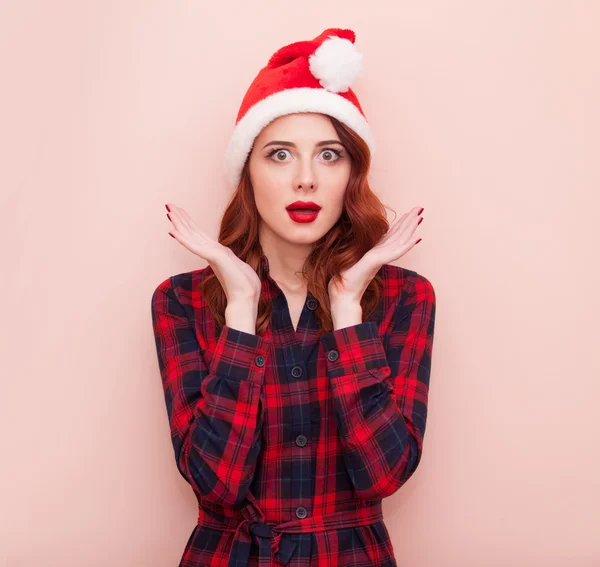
[151,254,436,567]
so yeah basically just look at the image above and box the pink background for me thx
[2,1,599,565]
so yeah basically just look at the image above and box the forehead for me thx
[255,112,337,142]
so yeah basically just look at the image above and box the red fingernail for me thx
[416,238,422,244]
[165,204,170,212]
[419,207,424,215]
[418,217,423,225]
[167,213,171,221]
[169,232,175,238]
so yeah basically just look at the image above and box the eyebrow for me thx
[261,139,344,149]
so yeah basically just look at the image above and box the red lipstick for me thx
[285,201,321,224]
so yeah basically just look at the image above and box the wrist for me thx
[225,300,259,334]
[330,301,362,330]
[226,296,259,310]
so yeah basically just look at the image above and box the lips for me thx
[286,201,321,212]
[287,212,319,225]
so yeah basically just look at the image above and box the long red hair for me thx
[200,115,392,336]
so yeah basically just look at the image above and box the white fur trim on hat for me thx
[223,87,375,189]
[308,36,364,93]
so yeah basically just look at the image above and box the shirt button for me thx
[306,298,318,310]
[291,365,303,378]
[295,506,307,519]
[327,350,339,362]
[255,355,265,367]
[295,434,307,447]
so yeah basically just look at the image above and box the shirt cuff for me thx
[320,321,388,379]
[208,325,271,384]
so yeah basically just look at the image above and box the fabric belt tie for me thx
[197,500,383,566]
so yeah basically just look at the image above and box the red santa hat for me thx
[223,27,376,189]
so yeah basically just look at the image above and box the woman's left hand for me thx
[328,206,424,305]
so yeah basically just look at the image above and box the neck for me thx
[259,232,313,293]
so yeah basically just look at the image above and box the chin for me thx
[287,225,332,244]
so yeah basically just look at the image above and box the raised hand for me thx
[328,206,424,304]
[165,203,262,304]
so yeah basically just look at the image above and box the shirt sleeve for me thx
[320,274,436,500]
[150,277,271,508]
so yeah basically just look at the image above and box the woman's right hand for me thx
[165,203,262,304]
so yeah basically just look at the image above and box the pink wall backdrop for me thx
[2,1,599,565]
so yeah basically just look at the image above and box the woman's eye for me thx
[319,149,342,162]
[268,149,292,162]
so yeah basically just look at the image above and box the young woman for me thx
[151,27,436,567]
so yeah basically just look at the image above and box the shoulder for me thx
[379,263,436,307]
[150,265,213,312]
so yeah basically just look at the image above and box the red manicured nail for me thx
[165,204,171,212]
[418,217,423,225]
[167,213,171,221]
[416,238,422,244]
[169,232,175,238]
[419,207,424,215]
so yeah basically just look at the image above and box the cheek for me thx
[330,190,346,217]
[323,160,351,186]
[326,165,351,207]
[251,171,283,218]
[250,159,286,191]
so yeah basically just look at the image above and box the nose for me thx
[294,159,316,191]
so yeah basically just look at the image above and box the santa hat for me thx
[223,27,376,189]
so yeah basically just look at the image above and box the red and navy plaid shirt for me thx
[151,254,436,567]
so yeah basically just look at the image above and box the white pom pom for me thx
[308,35,364,93]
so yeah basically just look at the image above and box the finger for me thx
[168,228,200,257]
[398,209,423,238]
[168,207,194,237]
[402,207,422,227]
[381,220,420,257]
[168,228,183,244]
[383,211,410,240]
[170,205,194,232]
[178,209,196,232]
[399,237,422,255]
[393,211,410,229]
[179,208,202,232]
[400,207,420,220]
[166,204,182,227]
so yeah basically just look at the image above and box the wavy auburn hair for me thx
[200,115,393,337]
